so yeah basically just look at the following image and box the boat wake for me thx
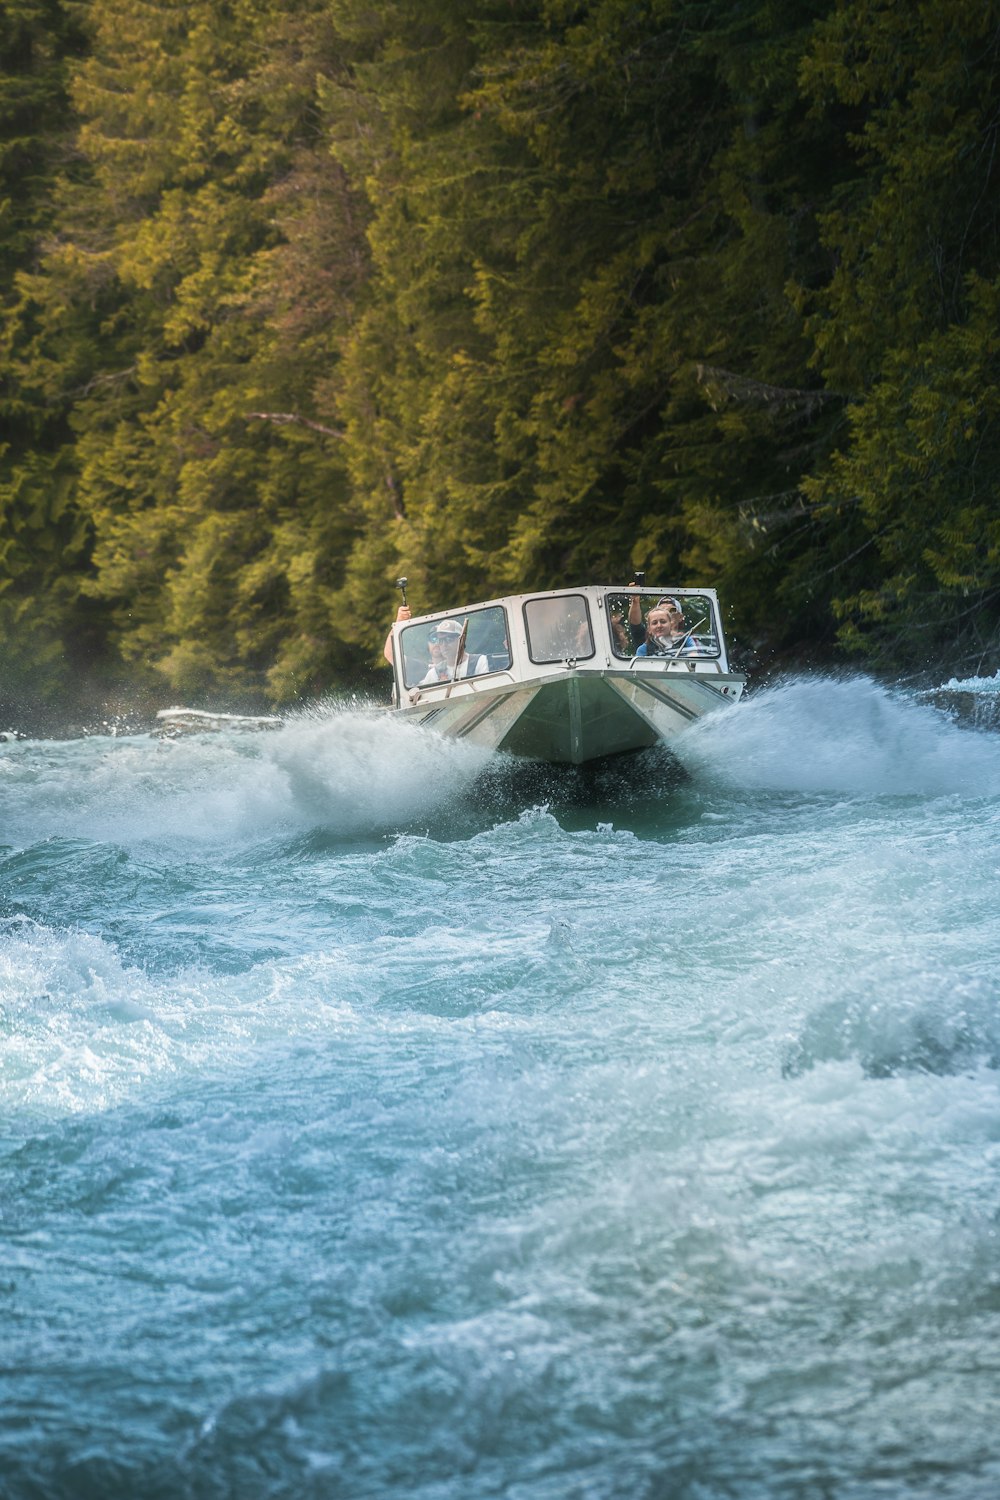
[0,704,493,848]
[4,675,1000,857]
[918,669,1000,731]
[671,673,1000,798]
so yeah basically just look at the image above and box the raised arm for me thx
[383,604,411,664]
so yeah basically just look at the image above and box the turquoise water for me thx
[3,676,1000,1499]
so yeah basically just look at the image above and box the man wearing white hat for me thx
[418,619,489,684]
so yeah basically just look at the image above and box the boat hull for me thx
[395,667,743,764]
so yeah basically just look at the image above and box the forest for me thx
[2,0,1000,725]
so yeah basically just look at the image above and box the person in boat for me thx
[418,619,489,683]
[610,604,637,653]
[609,587,646,652]
[383,604,410,664]
[383,607,489,680]
[635,598,699,656]
[625,591,644,649]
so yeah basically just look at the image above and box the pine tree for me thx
[330,0,854,668]
[0,0,90,716]
[798,0,1000,674]
[9,0,371,706]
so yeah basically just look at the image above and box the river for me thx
[2,674,999,1499]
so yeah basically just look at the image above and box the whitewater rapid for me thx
[2,674,1000,1498]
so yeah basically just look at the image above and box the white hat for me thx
[432,619,464,636]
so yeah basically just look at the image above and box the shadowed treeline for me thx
[2,0,1000,720]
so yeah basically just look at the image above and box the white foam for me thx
[0,705,492,846]
[935,670,1000,695]
[263,709,490,833]
[673,674,1000,797]
[0,915,364,1116]
[0,919,171,1114]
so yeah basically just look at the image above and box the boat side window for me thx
[399,605,511,690]
[604,593,721,658]
[524,596,595,664]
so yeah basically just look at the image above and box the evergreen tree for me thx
[5,0,999,709]
[9,0,369,705]
[331,0,855,667]
[799,0,1000,674]
[0,0,89,714]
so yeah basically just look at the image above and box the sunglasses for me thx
[428,633,457,644]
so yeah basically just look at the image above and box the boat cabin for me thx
[393,586,732,693]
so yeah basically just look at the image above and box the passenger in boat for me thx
[611,600,641,654]
[635,598,698,656]
[608,591,646,652]
[418,619,489,684]
[626,592,644,648]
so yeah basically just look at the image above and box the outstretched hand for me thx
[384,604,411,665]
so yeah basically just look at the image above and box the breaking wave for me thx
[673,673,1000,797]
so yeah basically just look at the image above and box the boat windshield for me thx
[523,595,595,663]
[398,605,511,690]
[604,592,721,659]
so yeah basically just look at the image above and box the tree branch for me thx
[696,365,846,414]
[245,411,346,439]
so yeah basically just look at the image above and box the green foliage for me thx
[3,0,369,711]
[3,0,1000,717]
[804,273,1000,669]
[0,0,91,708]
[799,1,1000,671]
[331,1,846,621]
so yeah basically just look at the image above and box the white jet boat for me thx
[387,584,745,764]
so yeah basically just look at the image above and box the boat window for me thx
[604,592,721,659]
[524,595,595,663]
[398,605,511,690]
